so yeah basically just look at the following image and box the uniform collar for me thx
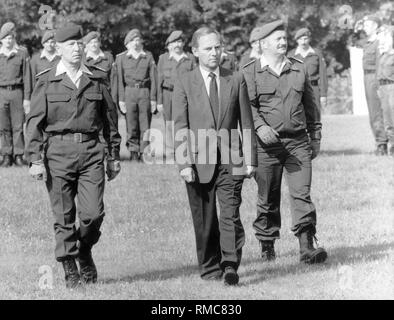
[85,49,106,60]
[168,51,188,61]
[0,44,18,56]
[55,60,92,78]
[259,55,290,74]
[295,46,316,57]
[126,50,146,59]
[40,49,60,61]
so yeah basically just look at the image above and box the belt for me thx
[0,84,22,90]
[49,132,98,143]
[278,130,306,139]
[127,82,149,89]
[379,79,394,85]
[364,70,376,74]
[310,80,319,86]
[162,84,174,91]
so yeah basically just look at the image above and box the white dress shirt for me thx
[199,66,220,98]
[55,60,93,88]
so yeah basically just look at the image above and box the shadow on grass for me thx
[240,241,394,286]
[320,149,366,156]
[101,242,393,285]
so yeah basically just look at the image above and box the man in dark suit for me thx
[173,27,257,286]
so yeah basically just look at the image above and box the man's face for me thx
[297,35,310,49]
[127,37,143,51]
[86,38,100,53]
[1,34,15,49]
[43,39,56,53]
[192,32,222,70]
[168,39,184,54]
[364,20,378,36]
[262,30,287,56]
[57,39,84,65]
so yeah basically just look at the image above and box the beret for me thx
[0,22,16,40]
[295,28,311,40]
[249,27,261,43]
[41,30,56,44]
[124,29,142,45]
[364,15,381,27]
[166,30,183,46]
[253,20,286,41]
[55,24,83,42]
[84,31,100,44]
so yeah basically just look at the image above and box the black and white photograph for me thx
[0,0,392,303]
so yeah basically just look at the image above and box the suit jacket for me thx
[173,67,257,184]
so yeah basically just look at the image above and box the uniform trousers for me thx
[45,136,105,261]
[162,88,175,156]
[377,83,394,145]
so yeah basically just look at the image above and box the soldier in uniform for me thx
[376,25,394,156]
[242,20,327,265]
[239,26,263,67]
[358,15,388,155]
[30,30,61,88]
[157,30,196,159]
[115,29,157,161]
[288,28,328,112]
[219,41,238,71]
[0,21,31,167]
[25,24,121,288]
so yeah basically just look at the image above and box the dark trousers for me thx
[311,84,322,111]
[125,86,152,153]
[254,133,317,240]
[185,164,245,279]
[45,137,105,262]
[364,74,388,146]
[162,88,174,155]
[377,84,394,145]
[0,88,25,156]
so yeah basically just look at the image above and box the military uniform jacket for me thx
[0,47,32,99]
[219,51,238,72]
[115,50,157,102]
[288,47,328,97]
[157,52,196,104]
[30,51,61,88]
[84,51,114,85]
[242,57,322,140]
[25,65,121,163]
[361,38,379,72]
[377,51,394,81]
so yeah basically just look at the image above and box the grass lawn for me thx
[0,114,392,299]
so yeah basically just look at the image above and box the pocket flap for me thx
[258,85,276,94]
[47,94,71,102]
[84,93,103,100]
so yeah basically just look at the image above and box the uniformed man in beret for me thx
[242,20,327,265]
[115,28,157,162]
[239,26,263,68]
[219,39,238,71]
[0,21,31,167]
[356,15,388,155]
[288,28,328,113]
[25,24,121,288]
[30,30,61,87]
[157,30,196,159]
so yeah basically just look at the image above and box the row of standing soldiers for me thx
[0,21,328,166]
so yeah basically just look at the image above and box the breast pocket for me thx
[10,61,22,77]
[84,92,102,121]
[47,94,72,123]
[257,85,276,106]
[291,83,304,106]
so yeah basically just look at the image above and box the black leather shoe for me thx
[375,144,388,156]
[260,240,276,262]
[77,249,97,284]
[297,228,327,264]
[1,155,13,167]
[14,155,26,166]
[130,151,140,162]
[223,267,239,286]
[62,258,81,289]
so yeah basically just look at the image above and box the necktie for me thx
[208,72,219,126]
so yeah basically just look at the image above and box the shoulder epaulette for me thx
[89,65,106,72]
[116,51,127,57]
[242,59,256,69]
[35,68,51,78]
[289,56,303,64]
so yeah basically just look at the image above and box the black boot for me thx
[260,240,276,262]
[77,246,97,284]
[1,155,12,167]
[14,155,26,166]
[62,258,81,288]
[297,228,327,264]
[375,144,388,156]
